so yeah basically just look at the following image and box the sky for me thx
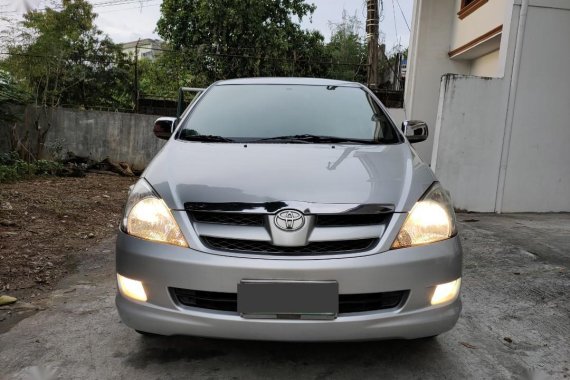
[0,0,412,51]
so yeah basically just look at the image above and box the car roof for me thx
[214,77,361,87]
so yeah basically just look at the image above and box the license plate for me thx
[238,280,338,320]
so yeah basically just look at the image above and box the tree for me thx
[138,48,194,99]
[0,70,30,125]
[156,0,330,84]
[1,0,131,109]
[326,10,367,82]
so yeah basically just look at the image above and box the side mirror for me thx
[401,120,429,143]
[153,117,177,140]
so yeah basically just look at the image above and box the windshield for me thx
[177,84,401,144]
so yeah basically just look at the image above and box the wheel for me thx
[135,329,162,337]
[415,334,439,341]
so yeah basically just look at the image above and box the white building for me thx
[405,0,570,212]
[122,39,163,61]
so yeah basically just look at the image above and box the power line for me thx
[394,0,410,32]
[97,2,161,14]
[0,49,370,67]
[390,0,398,46]
[1,0,159,13]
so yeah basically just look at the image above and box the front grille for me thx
[315,214,389,227]
[201,237,378,255]
[339,291,407,313]
[190,212,265,226]
[190,212,389,227]
[171,289,237,311]
[171,288,408,314]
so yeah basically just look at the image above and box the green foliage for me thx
[0,165,20,182]
[0,70,31,124]
[35,159,64,174]
[157,0,331,84]
[0,152,63,182]
[0,151,21,165]
[138,49,194,99]
[327,10,367,82]
[1,0,132,109]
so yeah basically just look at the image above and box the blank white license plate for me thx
[238,280,338,320]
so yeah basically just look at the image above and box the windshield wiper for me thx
[179,134,235,142]
[254,134,378,144]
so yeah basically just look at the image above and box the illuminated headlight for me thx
[121,179,188,247]
[391,182,457,249]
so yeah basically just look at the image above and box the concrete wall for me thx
[3,107,165,169]
[387,108,406,128]
[432,1,570,212]
[405,0,471,164]
[3,107,408,172]
[500,2,570,211]
[431,75,506,211]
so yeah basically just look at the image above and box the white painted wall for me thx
[470,49,500,76]
[500,3,570,212]
[404,0,471,164]
[387,108,406,128]
[431,75,506,211]
[451,0,509,50]
[432,1,570,212]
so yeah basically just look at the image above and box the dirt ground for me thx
[0,173,136,302]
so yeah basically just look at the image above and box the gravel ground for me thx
[0,213,569,379]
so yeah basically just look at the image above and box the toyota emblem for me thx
[274,210,305,231]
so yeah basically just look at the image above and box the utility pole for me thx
[366,0,379,89]
[134,39,140,113]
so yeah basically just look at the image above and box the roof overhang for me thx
[448,25,503,60]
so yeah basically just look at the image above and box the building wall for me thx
[451,0,509,50]
[500,3,570,211]
[404,0,471,164]
[431,75,506,211]
[470,49,500,76]
[387,108,406,128]
[432,1,570,212]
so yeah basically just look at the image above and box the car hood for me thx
[144,141,436,212]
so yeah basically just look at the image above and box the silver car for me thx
[116,78,462,341]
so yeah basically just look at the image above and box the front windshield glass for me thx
[177,84,400,144]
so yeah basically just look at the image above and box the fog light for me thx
[431,278,461,305]
[117,274,147,302]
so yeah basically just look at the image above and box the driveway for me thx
[1,214,569,379]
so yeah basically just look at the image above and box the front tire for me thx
[135,329,162,337]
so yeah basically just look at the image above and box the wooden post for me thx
[366,0,379,89]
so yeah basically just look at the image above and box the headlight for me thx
[391,182,456,249]
[121,179,188,247]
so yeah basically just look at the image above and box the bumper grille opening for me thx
[189,212,390,228]
[171,289,237,312]
[201,237,378,255]
[171,288,408,314]
[315,214,389,227]
[190,212,265,226]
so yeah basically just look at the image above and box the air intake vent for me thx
[190,212,265,226]
[171,288,409,314]
[201,237,378,255]
[315,214,389,227]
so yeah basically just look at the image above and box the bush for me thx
[0,165,20,182]
[0,151,20,165]
[0,153,64,183]
[35,160,64,175]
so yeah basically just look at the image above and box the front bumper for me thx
[115,232,462,341]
